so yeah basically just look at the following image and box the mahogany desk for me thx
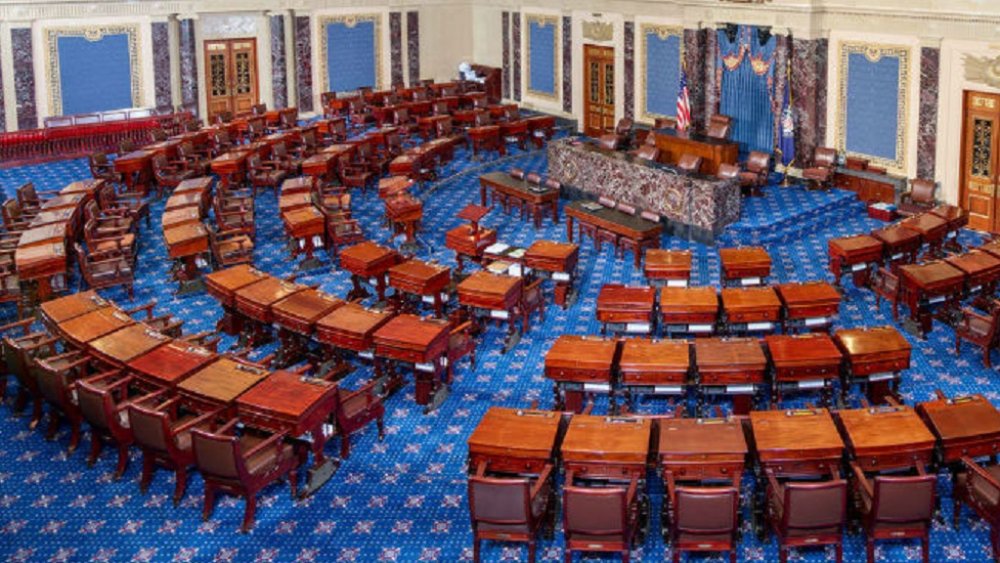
[301,152,339,184]
[917,394,1000,471]
[930,204,969,253]
[127,341,218,391]
[545,335,620,412]
[163,222,209,293]
[204,265,268,335]
[653,127,739,175]
[210,149,252,189]
[178,357,269,414]
[871,224,922,270]
[162,207,201,230]
[564,200,662,269]
[643,249,692,287]
[383,193,423,252]
[165,191,205,214]
[417,114,449,140]
[693,338,767,415]
[278,192,313,212]
[234,277,306,346]
[659,286,719,336]
[60,179,104,197]
[829,234,884,288]
[18,224,66,248]
[88,324,171,368]
[836,405,936,473]
[446,205,497,272]
[764,333,843,407]
[40,193,86,211]
[479,172,559,228]
[526,115,556,148]
[719,247,771,287]
[174,176,213,197]
[282,206,326,269]
[775,281,841,333]
[236,370,340,496]
[15,243,67,301]
[720,287,782,334]
[372,314,451,410]
[618,339,690,403]
[596,284,657,335]
[56,306,134,349]
[467,407,563,475]
[29,208,75,228]
[945,250,1000,298]
[833,326,911,404]
[271,289,345,366]
[658,417,747,484]
[114,149,154,194]
[898,261,966,338]
[900,213,949,259]
[524,240,579,308]
[750,408,844,478]
[561,415,653,481]
[456,270,524,347]
[316,303,394,354]
[39,290,107,330]
[388,259,451,318]
[378,176,414,199]
[339,241,401,302]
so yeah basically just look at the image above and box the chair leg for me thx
[377,416,385,440]
[473,538,480,563]
[45,410,60,441]
[87,433,102,467]
[866,539,875,563]
[140,455,155,493]
[953,497,962,529]
[288,467,298,498]
[68,419,81,454]
[173,467,188,505]
[114,444,129,479]
[202,484,216,521]
[565,549,573,563]
[835,543,843,563]
[921,535,929,563]
[241,494,257,532]
[779,547,787,563]
[729,550,736,563]
[340,435,352,459]
[528,541,536,563]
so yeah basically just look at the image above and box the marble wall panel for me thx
[12,28,36,129]
[683,29,706,131]
[270,15,288,109]
[512,12,521,101]
[624,21,635,120]
[918,46,939,180]
[178,19,198,115]
[152,21,171,111]
[407,11,420,84]
[390,12,403,87]
[791,37,828,165]
[502,12,510,99]
[295,15,313,113]
[562,16,571,113]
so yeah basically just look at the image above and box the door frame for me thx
[582,44,616,137]
[203,37,260,123]
[959,89,1000,233]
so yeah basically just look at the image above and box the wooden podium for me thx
[653,128,739,175]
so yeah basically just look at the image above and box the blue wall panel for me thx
[845,53,900,161]
[528,20,555,95]
[57,34,132,115]
[645,33,681,117]
[326,21,376,92]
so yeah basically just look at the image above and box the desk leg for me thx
[566,216,574,243]
[347,274,369,301]
[479,185,487,206]
[299,421,339,498]
[375,274,387,304]
[551,200,559,225]
[295,236,324,272]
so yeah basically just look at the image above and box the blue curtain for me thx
[645,32,681,117]
[58,33,133,115]
[717,26,776,154]
[326,21,376,92]
[528,20,556,95]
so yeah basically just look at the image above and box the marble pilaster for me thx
[790,37,828,165]
[918,46,940,180]
[624,21,635,120]
[270,15,287,109]
[407,12,420,84]
[683,29,707,131]
[704,28,718,126]
[512,12,521,101]
[11,28,35,129]
[178,18,198,116]
[562,15,571,113]
[390,12,403,87]
[152,22,171,111]
[295,15,313,113]
[502,12,510,100]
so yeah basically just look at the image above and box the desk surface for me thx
[467,407,563,467]
[618,339,690,382]
[871,224,921,247]
[694,338,767,370]
[205,265,268,305]
[918,395,1000,449]
[524,240,579,272]
[828,234,884,257]
[57,307,134,346]
[945,250,1000,278]
[765,333,843,367]
[775,282,841,309]
[750,408,844,464]
[272,289,345,331]
[40,290,108,324]
[644,249,693,278]
[316,303,394,350]
[178,357,269,407]
[89,324,171,365]
[720,287,782,310]
[834,326,911,358]
[561,415,652,466]
[340,241,401,276]
[899,213,948,236]
[719,247,771,268]
[373,313,451,351]
[898,261,966,288]
[127,341,218,388]
[545,335,620,374]
[836,406,936,464]
[236,370,339,423]
[236,277,306,313]
[456,270,522,305]
[658,416,748,464]
[659,286,719,313]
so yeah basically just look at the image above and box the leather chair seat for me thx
[958,465,1000,507]
[92,233,135,254]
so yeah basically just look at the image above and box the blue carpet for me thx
[0,138,996,562]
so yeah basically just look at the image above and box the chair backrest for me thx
[564,485,628,537]
[474,111,491,127]
[273,142,288,158]
[909,179,936,204]
[191,428,243,480]
[395,107,410,124]
[150,128,168,142]
[247,154,263,171]
[872,474,936,525]
[654,117,677,129]
[504,106,520,121]
[214,111,234,124]
[76,378,116,431]
[436,118,454,137]
[707,115,732,139]
[615,117,634,137]
[251,103,267,116]
[128,403,173,454]
[468,475,532,528]
[634,146,660,161]
[674,486,739,536]
[746,151,771,173]
[525,173,542,185]
[782,479,847,533]
[596,134,619,151]
[678,154,703,173]
[814,147,837,168]
[16,183,37,207]
[433,101,449,115]
[34,356,79,406]
[119,139,136,154]
[151,154,169,175]
[717,163,740,180]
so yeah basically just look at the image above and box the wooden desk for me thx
[720,247,771,286]
[373,314,451,409]
[162,207,202,230]
[479,172,559,228]
[775,281,841,332]
[828,234,884,288]
[659,286,719,335]
[545,335,620,412]
[163,223,209,289]
[41,193,85,211]
[272,289,345,366]
[871,224,922,269]
[340,241,401,302]
[526,115,556,148]
[564,200,662,269]
[898,261,966,338]
[235,277,306,326]
[388,259,451,318]
[301,153,338,184]
[658,417,747,484]
[316,303,394,355]
[127,341,218,391]
[561,415,652,481]
[917,394,1000,467]
[18,224,65,248]
[56,307,134,348]
[446,204,496,272]
[833,326,911,404]
[113,149,154,194]
[39,290,108,328]
[618,339,690,400]
[836,406,936,473]
[29,208,75,228]
[720,287,781,334]
[945,250,1000,297]
[281,206,326,267]
[204,265,268,335]
[899,213,949,258]
[278,192,313,212]
[383,193,423,249]
[467,407,563,475]
[653,127,739,175]
[596,284,657,335]
[88,324,171,367]
[456,270,523,342]
[15,243,67,300]
[210,149,252,188]
[764,333,843,406]
[693,338,767,414]
[178,357,269,413]
[930,204,968,252]
[644,249,692,286]
[165,191,205,214]
[524,240,579,308]
[750,408,844,477]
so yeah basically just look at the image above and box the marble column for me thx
[390,13,403,87]
[407,12,420,84]
[11,28,35,129]
[502,12,510,100]
[0,40,5,132]
[624,21,635,120]
[295,15,313,113]
[270,14,288,109]
[704,28,718,126]
[512,12,521,101]
[683,29,707,131]
[178,18,198,116]
[790,37,828,165]
[152,22,172,111]
[918,46,940,180]
[562,15,571,113]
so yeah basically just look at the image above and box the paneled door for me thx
[960,91,1000,233]
[204,39,259,122]
[583,45,615,137]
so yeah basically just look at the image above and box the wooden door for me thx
[583,45,615,137]
[960,91,1000,233]
[205,39,259,122]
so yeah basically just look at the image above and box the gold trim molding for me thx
[964,54,1000,90]
[45,24,143,116]
[582,20,613,43]
[525,14,560,101]
[836,41,910,173]
[639,24,684,123]
[318,13,384,92]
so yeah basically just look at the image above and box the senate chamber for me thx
[0,0,999,562]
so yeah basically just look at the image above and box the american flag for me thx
[676,70,691,131]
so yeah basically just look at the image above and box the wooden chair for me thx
[871,268,901,321]
[33,350,90,452]
[332,380,385,459]
[270,142,303,174]
[0,319,33,400]
[850,462,935,563]
[2,198,35,232]
[765,469,847,563]
[631,145,660,161]
[209,227,254,269]
[326,215,365,258]
[85,199,134,233]
[665,472,739,563]
[802,147,837,190]
[740,151,771,196]
[3,327,57,429]
[717,163,740,181]
[436,118,469,151]
[76,370,143,478]
[212,129,235,154]
[0,265,25,320]
[124,301,185,337]
[564,475,643,562]
[89,152,122,184]
[176,141,211,175]
[83,218,136,263]
[336,154,375,193]
[954,456,1000,561]
[954,300,1000,367]
[17,182,58,214]
[247,154,288,195]
[97,183,150,227]
[614,117,635,149]
[677,154,703,174]
[128,394,219,504]
[706,115,732,140]
[468,463,555,563]
[355,140,389,176]
[151,153,196,198]
[393,107,419,136]
[214,193,255,238]
[596,134,620,151]
[323,117,349,144]
[191,420,299,532]
[214,111,234,125]
[75,242,135,300]
[118,139,137,154]
[447,319,477,377]
[898,179,938,216]
[655,117,677,129]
